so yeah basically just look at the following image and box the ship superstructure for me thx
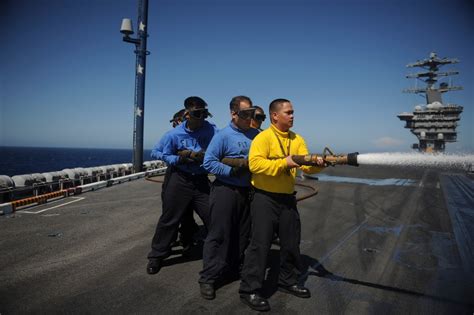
[397,52,463,152]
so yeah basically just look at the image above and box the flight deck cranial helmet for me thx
[169,109,186,127]
[184,96,212,120]
[253,106,266,122]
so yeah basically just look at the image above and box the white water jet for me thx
[357,152,474,170]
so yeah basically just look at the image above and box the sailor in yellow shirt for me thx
[239,98,324,312]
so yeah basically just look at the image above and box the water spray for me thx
[292,148,473,171]
[356,152,474,171]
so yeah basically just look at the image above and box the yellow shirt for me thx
[249,124,322,194]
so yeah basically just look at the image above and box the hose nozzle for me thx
[323,147,359,166]
[291,147,359,167]
[323,151,359,167]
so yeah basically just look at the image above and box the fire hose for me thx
[147,147,358,202]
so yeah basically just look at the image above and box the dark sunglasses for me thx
[254,113,266,122]
[236,108,256,120]
[188,108,210,119]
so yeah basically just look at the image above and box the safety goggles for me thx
[254,113,266,122]
[235,108,256,120]
[188,108,210,119]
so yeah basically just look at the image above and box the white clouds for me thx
[373,137,404,148]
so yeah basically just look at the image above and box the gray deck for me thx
[1,166,473,314]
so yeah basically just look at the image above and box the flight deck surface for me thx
[1,166,473,314]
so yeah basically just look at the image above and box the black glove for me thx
[189,150,205,163]
[177,150,204,164]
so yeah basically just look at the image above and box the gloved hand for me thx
[189,150,205,163]
[176,150,193,164]
[177,150,192,158]
[177,150,204,164]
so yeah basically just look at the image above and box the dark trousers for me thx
[239,189,302,293]
[161,167,198,244]
[178,207,199,244]
[199,180,251,284]
[148,170,210,260]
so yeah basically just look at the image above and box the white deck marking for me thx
[18,197,85,214]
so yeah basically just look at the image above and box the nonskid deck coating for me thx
[0,165,473,314]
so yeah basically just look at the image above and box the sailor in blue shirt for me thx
[198,96,259,300]
[160,119,216,175]
[150,109,199,254]
[150,110,186,195]
[151,109,186,160]
[147,97,217,275]
[250,105,267,132]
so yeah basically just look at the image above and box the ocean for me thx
[0,147,152,177]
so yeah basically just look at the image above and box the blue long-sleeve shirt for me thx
[203,122,259,187]
[150,129,174,160]
[161,120,217,175]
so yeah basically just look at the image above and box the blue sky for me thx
[1,0,473,154]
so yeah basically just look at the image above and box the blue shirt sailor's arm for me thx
[203,135,232,176]
[161,135,180,165]
[150,138,164,160]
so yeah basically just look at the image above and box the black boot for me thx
[146,259,162,275]
[239,293,270,312]
[277,284,311,298]
[199,283,215,300]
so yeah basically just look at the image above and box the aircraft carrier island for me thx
[0,164,473,314]
[398,52,464,153]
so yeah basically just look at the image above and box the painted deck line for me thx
[18,197,85,214]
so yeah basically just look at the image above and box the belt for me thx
[171,166,207,179]
[214,179,250,192]
[253,187,296,202]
